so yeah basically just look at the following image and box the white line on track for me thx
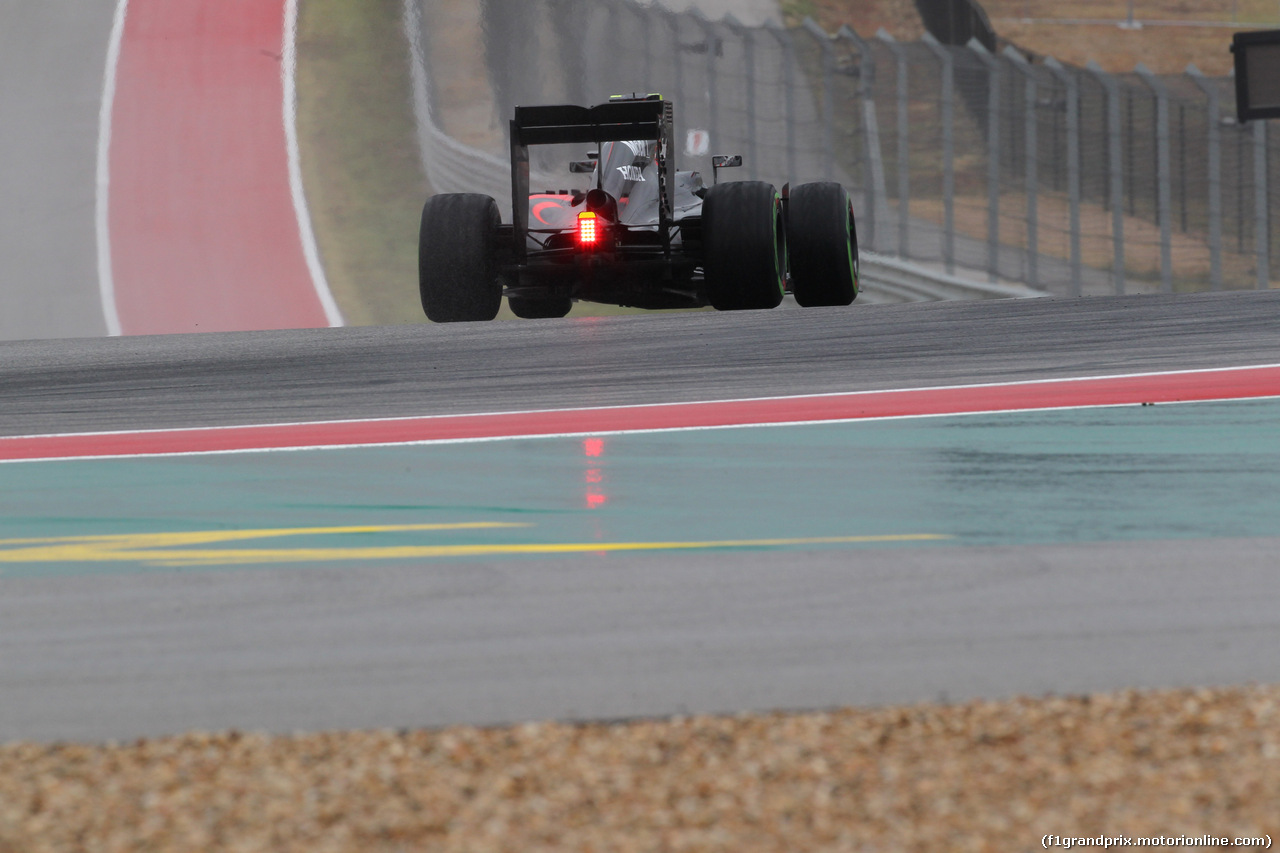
[283,0,343,328]
[3,363,1279,465]
[15,360,1280,441]
[95,0,128,337]
[10,393,1280,466]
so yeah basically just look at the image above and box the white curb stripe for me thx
[283,0,343,327]
[95,0,128,337]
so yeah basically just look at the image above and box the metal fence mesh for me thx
[427,0,1276,295]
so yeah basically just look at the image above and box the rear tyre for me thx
[788,182,859,307]
[702,181,786,311]
[419,193,503,322]
[508,295,572,319]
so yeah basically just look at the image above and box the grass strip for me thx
[294,0,427,326]
[296,0,702,322]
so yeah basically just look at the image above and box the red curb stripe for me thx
[3,365,1279,462]
[108,0,329,334]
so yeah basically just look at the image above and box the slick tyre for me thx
[419,193,503,322]
[508,296,572,319]
[702,181,786,311]
[788,182,859,307]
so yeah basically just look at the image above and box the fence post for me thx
[610,0,656,102]
[969,40,1002,282]
[1237,127,1246,254]
[924,33,956,274]
[691,11,721,160]
[1045,57,1082,296]
[839,24,887,251]
[802,18,837,181]
[662,8,686,115]
[1137,64,1174,293]
[639,3,652,94]
[1254,120,1270,289]
[723,14,758,180]
[877,29,910,259]
[1007,47,1041,289]
[1187,64,1223,292]
[1087,61,1126,295]
[766,21,798,183]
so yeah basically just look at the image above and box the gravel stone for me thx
[2,685,1277,851]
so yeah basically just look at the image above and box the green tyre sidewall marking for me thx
[774,191,786,298]
[847,198,859,296]
[789,182,857,307]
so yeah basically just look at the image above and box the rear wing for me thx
[509,98,676,261]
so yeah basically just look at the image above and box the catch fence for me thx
[417,0,1279,294]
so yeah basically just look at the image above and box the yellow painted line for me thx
[0,522,528,548]
[156,534,948,566]
[0,524,948,568]
[0,523,530,565]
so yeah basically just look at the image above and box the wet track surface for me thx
[0,0,115,340]
[11,0,1276,747]
[4,292,1280,741]
[3,291,1280,436]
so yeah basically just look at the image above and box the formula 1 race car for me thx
[418,94,859,321]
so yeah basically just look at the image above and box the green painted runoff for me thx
[1,398,1278,577]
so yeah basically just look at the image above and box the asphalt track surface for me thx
[4,291,1280,742]
[1,0,335,343]
[4,291,1280,437]
[0,0,115,341]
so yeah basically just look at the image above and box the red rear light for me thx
[577,211,600,247]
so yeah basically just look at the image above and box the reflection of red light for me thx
[584,438,606,509]
[529,194,573,227]
[531,201,560,225]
